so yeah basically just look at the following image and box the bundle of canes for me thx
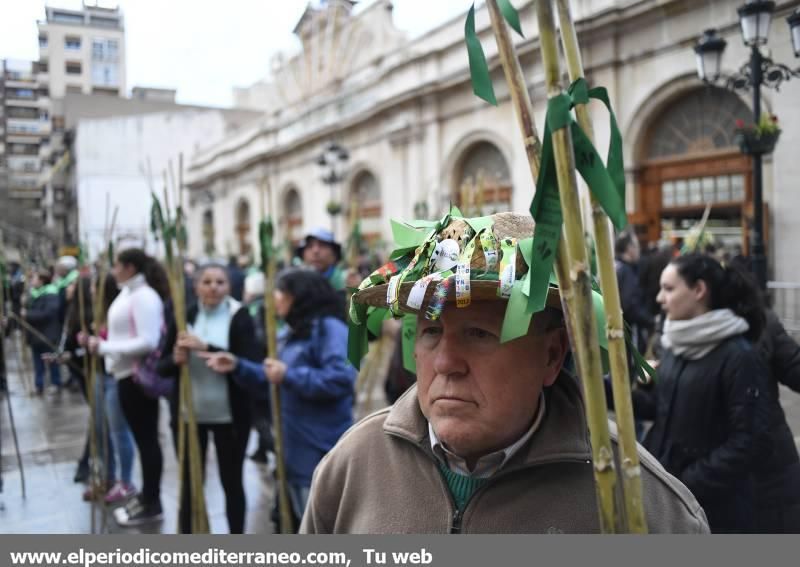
[87,205,118,534]
[258,178,293,534]
[471,0,646,532]
[0,230,26,500]
[150,157,209,534]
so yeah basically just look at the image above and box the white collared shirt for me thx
[428,392,546,479]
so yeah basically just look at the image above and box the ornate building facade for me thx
[185,0,800,283]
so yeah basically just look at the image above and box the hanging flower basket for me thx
[734,114,782,156]
[326,201,342,216]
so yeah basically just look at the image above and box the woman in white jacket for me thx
[87,248,170,527]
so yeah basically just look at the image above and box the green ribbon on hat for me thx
[464,1,523,106]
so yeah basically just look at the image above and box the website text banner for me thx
[0,535,778,567]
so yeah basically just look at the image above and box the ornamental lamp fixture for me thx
[737,0,775,47]
[788,8,800,58]
[694,29,727,82]
[317,141,350,185]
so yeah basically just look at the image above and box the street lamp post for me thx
[693,2,800,290]
[316,141,350,236]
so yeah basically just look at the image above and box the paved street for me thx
[2,333,800,534]
[0,333,279,534]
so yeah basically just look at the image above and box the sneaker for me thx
[104,482,136,505]
[114,497,163,527]
[82,482,111,501]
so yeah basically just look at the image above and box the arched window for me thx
[348,170,381,218]
[646,86,751,159]
[202,209,215,256]
[284,188,303,245]
[633,86,755,253]
[235,199,251,256]
[455,141,512,215]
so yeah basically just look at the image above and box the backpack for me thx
[129,304,174,399]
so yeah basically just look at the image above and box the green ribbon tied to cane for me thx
[465,1,523,105]
[259,217,275,271]
[523,79,628,329]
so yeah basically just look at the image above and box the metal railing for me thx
[768,281,800,340]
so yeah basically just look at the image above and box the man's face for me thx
[302,238,337,272]
[415,302,568,464]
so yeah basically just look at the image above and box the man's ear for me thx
[543,328,569,387]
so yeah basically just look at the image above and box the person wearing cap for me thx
[295,228,346,292]
[299,211,709,534]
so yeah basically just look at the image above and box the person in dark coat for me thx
[158,262,261,534]
[754,309,800,532]
[634,253,775,533]
[24,269,63,394]
[614,232,653,352]
[202,267,356,530]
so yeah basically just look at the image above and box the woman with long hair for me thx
[158,262,260,534]
[82,273,138,504]
[204,267,356,529]
[634,253,792,532]
[86,248,169,526]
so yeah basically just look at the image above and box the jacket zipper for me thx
[450,508,462,534]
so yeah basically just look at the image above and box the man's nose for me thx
[432,333,468,377]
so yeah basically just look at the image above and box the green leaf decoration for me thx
[401,314,417,374]
[107,241,115,266]
[259,218,274,270]
[498,0,523,37]
[464,4,498,106]
[150,193,165,241]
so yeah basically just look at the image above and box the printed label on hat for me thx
[430,239,460,272]
[479,228,498,272]
[455,234,479,308]
[498,238,517,298]
[406,273,442,310]
[387,274,402,313]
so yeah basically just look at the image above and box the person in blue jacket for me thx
[202,267,356,528]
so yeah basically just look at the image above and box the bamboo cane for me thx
[0,232,27,499]
[535,0,619,532]
[6,314,85,377]
[483,0,584,370]
[555,0,647,533]
[168,163,210,534]
[260,179,294,534]
[87,206,117,533]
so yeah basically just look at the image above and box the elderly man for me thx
[300,211,708,534]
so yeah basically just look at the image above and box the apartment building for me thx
[34,4,126,246]
[0,59,51,247]
[37,4,126,99]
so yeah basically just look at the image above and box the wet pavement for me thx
[2,332,800,534]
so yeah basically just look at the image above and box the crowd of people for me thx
[1,228,362,533]
[1,218,799,534]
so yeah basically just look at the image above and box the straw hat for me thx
[352,211,561,315]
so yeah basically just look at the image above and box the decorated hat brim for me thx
[353,279,562,314]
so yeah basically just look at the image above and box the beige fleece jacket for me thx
[300,374,709,534]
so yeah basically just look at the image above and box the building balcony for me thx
[6,118,49,136]
[8,186,43,200]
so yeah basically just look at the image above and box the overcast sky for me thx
[1,0,471,108]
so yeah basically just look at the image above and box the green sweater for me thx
[437,463,490,512]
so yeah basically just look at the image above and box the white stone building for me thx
[185,0,800,287]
